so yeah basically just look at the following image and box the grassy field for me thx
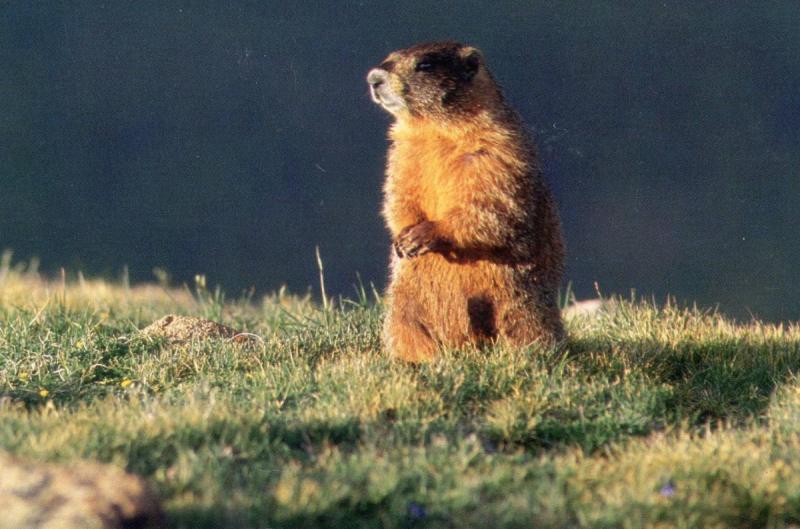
[2,257,800,528]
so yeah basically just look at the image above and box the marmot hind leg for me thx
[497,300,564,350]
[383,299,439,362]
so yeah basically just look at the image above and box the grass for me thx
[2,256,800,528]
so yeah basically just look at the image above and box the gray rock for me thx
[0,452,163,529]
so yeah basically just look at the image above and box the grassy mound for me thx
[1,261,799,528]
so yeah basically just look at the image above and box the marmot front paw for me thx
[394,221,439,258]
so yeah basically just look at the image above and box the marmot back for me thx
[367,42,564,362]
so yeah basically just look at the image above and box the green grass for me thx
[2,261,800,528]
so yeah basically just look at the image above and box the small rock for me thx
[0,451,163,529]
[563,298,614,319]
[140,314,254,344]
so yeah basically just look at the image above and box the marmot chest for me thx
[391,136,478,221]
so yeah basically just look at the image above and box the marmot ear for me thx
[459,47,482,81]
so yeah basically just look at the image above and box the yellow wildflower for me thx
[39,389,49,398]
[120,379,133,389]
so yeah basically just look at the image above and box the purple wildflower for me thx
[408,501,427,520]
[659,479,676,498]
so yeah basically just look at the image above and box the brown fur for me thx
[368,42,565,362]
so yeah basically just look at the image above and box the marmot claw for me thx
[395,221,437,258]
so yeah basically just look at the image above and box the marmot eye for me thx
[415,61,434,72]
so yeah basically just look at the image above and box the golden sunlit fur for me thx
[369,42,564,362]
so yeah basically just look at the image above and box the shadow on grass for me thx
[166,505,267,529]
[166,505,401,529]
[474,328,800,453]
[567,332,800,425]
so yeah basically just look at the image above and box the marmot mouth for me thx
[368,83,384,105]
[370,86,406,114]
[368,68,406,114]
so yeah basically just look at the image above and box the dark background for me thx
[2,2,798,321]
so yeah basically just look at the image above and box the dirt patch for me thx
[140,314,256,344]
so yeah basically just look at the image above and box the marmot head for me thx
[367,42,497,120]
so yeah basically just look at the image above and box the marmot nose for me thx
[367,68,388,88]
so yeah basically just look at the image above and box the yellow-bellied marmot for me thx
[367,41,565,362]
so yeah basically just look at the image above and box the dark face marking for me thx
[413,49,480,87]
[414,52,454,73]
